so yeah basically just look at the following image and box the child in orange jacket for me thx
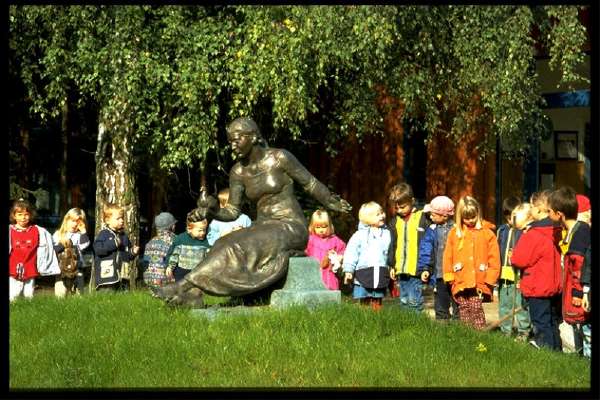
[443,196,500,330]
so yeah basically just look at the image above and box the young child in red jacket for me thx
[548,187,591,356]
[511,202,563,351]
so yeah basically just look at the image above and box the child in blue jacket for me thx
[416,195,457,320]
[93,204,139,291]
[343,201,391,311]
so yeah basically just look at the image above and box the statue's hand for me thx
[326,194,352,213]
[193,187,219,221]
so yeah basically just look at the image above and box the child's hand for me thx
[166,267,174,279]
[320,256,330,269]
[572,296,582,307]
[420,271,430,283]
[343,272,353,285]
[582,293,591,312]
[389,268,397,280]
[132,245,140,256]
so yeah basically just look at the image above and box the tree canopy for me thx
[9,5,589,171]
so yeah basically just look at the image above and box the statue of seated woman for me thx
[152,117,351,307]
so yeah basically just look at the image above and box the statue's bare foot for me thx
[167,287,205,308]
[151,280,194,301]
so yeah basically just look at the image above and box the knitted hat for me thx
[423,196,455,216]
[154,212,177,230]
[576,194,591,213]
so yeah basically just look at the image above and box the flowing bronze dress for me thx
[184,148,335,296]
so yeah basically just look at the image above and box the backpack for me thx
[58,246,79,279]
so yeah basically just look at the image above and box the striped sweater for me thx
[166,232,210,271]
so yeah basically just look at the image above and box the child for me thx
[166,210,211,282]
[576,194,591,225]
[52,208,91,297]
[511,200,563,350]
[207,188,251,246]
[142,212,177,289]
[343,202,391,311]
[577,194,591,357]
[93,204,140,291]
[443,196,500,330]
[548,187,591,356]
[530,190,552,221]
[9,199,60,301]
[580,245,591,358]
[416,195,458,321]
[387,183,430,312]
[305,209,347,290]
[495,197,531,340]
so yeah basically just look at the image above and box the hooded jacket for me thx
[342,222,391,275]
[510,218,562,298]
[442,219,500,300]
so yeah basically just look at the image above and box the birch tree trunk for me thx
[93,102,140,288]
[59,96,69,215]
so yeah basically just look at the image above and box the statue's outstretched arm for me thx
[279,149,351,213]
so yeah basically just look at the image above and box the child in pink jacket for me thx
[305,209,346,290]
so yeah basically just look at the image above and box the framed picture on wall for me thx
[555,131,578,160]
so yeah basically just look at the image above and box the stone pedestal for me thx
[191,256,340,320]
[269,256,341,309]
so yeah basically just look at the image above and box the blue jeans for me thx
[498,280,531,335]
[582,323,591,358]
[572,323,592,357]
[527,296,562,351]
[398,275,423,312]
[434,278,458,320]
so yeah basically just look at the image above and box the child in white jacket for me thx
[343,201,391,311]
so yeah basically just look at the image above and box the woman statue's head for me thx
[226,117,267,148]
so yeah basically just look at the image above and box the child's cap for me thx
[154,212,177,229]
[423,196,454,216]
[576,194,591,213]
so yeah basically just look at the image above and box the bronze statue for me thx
[152,117,351,306]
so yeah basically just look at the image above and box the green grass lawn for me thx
[9,290,591,389]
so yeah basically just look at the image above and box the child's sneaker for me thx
[528,339,541,349]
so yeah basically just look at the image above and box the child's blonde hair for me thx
[512,203,533,230]
[455,196,482,237]
[308,209,335,236]
[217,188,230,208]
[9,199,35,224]
[358,201,384,226]
[530,190,551,214]
[103,203,124,223]
[56,208,87,247]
